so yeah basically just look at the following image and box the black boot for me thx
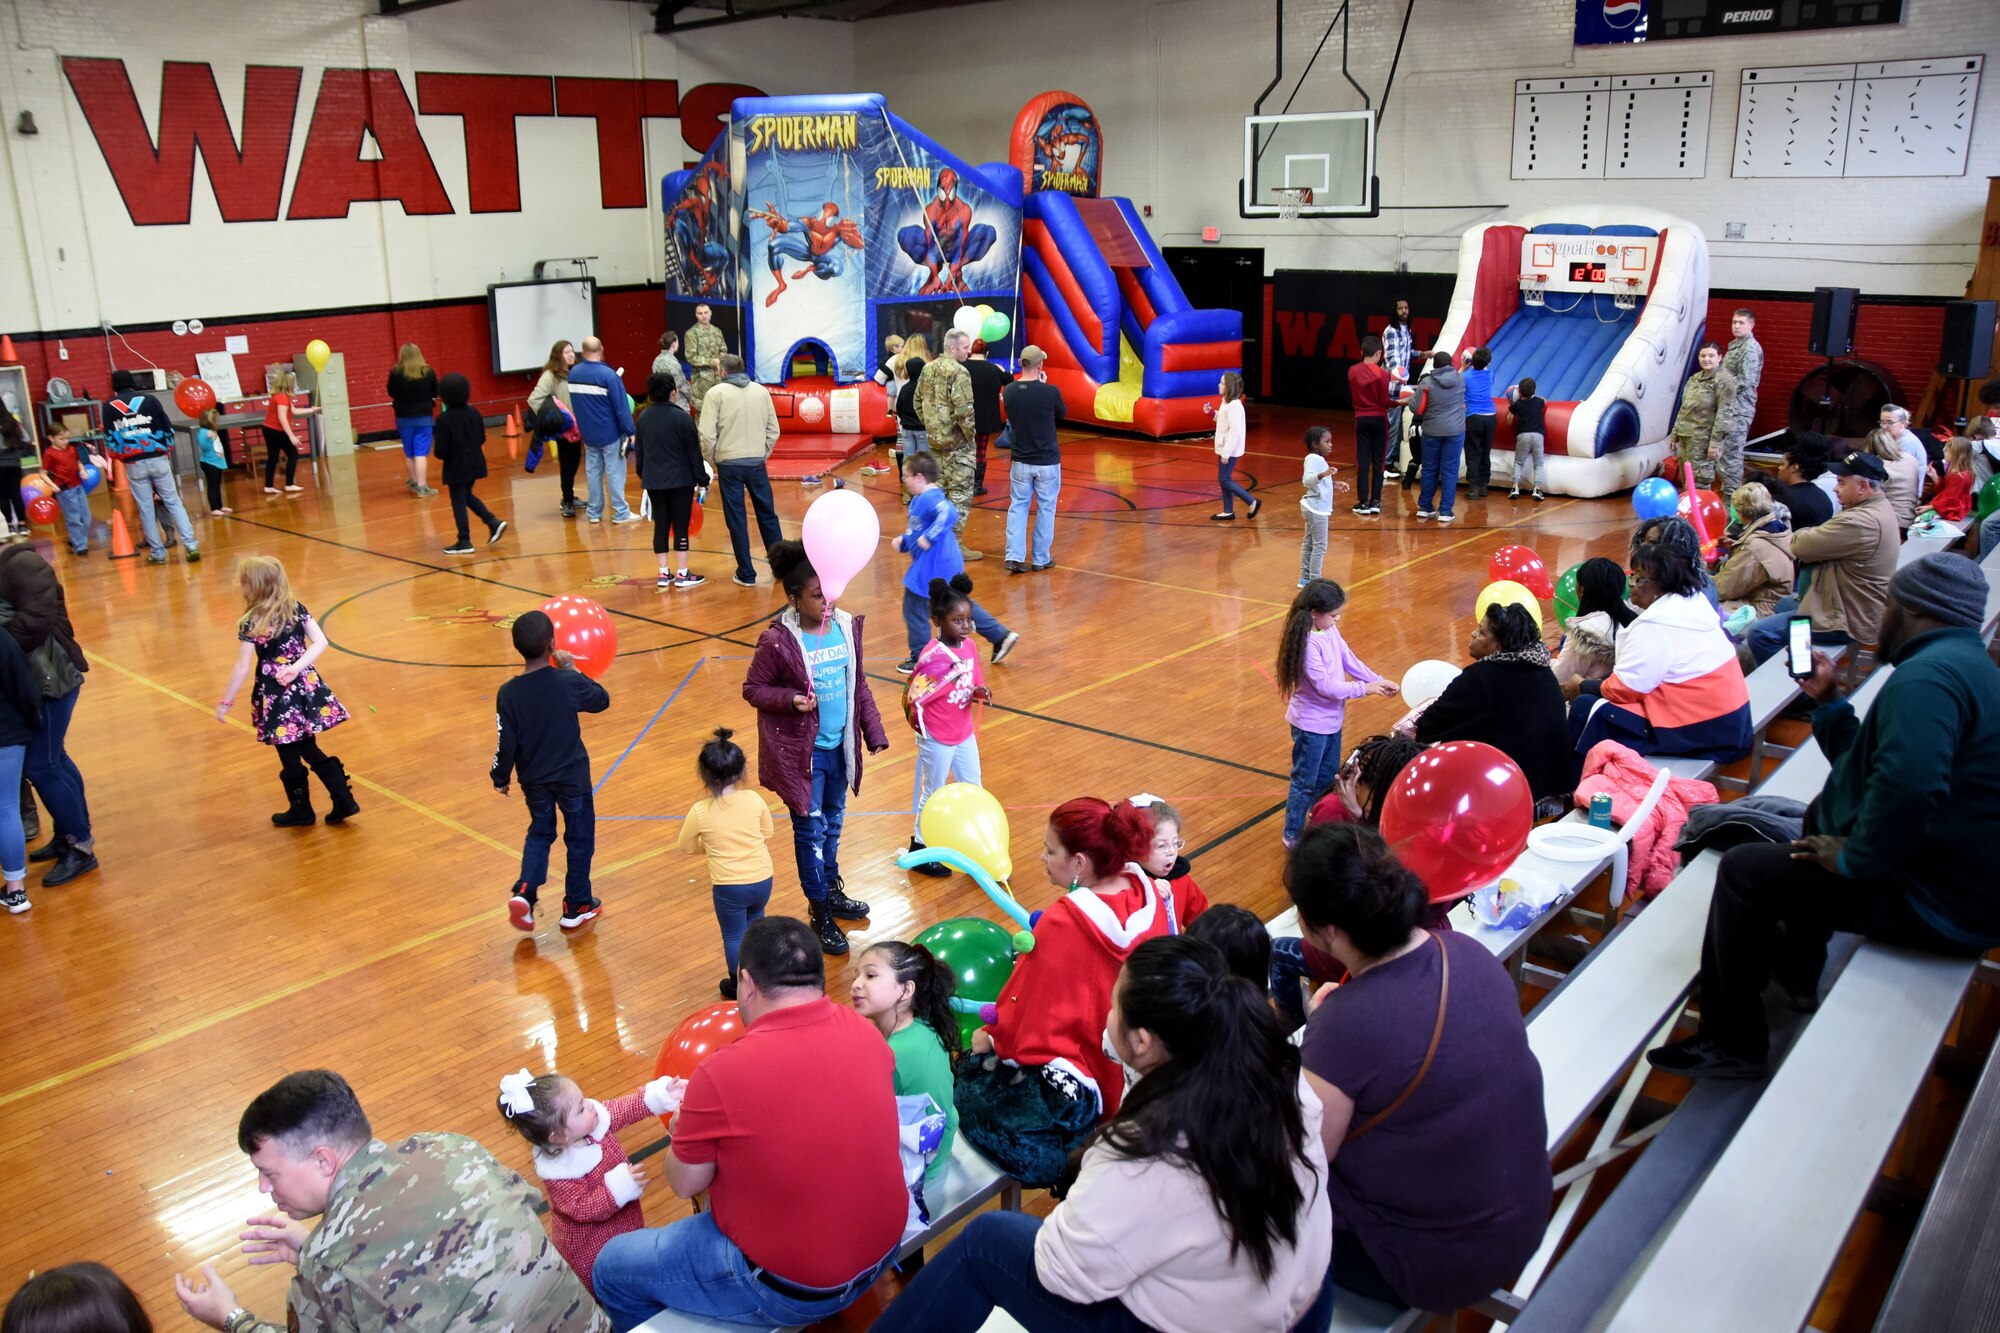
[907,837,952,878]
[824,875,871,919]
[311,755,361,824]
[811,902,851,955]
[271,772,315,827]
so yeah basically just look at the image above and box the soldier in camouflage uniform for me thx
[1669,342,1737,491]
[174,1070,608,1333]
[915,327,980,552]
[1714,308,1764,497]
[683,303,729,418]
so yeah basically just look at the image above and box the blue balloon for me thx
[81,464,103,494]
[1632,477,1679,520]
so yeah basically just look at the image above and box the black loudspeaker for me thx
[1937,299,1997,378]
[1808,286,1859,357]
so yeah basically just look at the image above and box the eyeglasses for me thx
[1152,837,1185,853]
[1629,574,1658,586]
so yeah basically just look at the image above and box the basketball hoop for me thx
[1612,277,1643,310]
[1519,272,1548,307]
[1276,187,1313,221]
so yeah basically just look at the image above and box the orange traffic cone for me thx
[108,510,137,559]
[504,409,521,437]
[0,334,17,364]
[111,458,129,493]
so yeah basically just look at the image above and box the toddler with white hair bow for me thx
[496,1067,686,1295]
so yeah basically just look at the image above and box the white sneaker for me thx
[612,513,643,525]
[1508,489,1521,499]
[1437,512,1456,524]
[1416,510,1435,520]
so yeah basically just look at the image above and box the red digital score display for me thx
[1569,261,1607,283]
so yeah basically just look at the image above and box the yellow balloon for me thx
[975,304,994,319]
[305,339,332,373]
[919,782,1012,883]
[1475,579,1543,631]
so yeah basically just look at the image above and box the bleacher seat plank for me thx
[1601,945,1976,1333]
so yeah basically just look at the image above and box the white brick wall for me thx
[858,0,1998,293]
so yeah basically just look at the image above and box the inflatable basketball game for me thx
[1434,206,1712,498]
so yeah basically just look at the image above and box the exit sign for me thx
[1202,226,1222,243]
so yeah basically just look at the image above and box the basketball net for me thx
[1277,187,1313,221]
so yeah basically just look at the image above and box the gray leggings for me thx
[1513,432,1547,491]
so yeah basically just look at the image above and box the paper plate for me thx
[1526,822,1620,862]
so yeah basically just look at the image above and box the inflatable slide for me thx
[1013,92,1242,438]
[1433,206,1711,498]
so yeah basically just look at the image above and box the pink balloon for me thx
[800,488,880,601]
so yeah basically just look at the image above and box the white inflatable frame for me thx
[1434,206,1710,499]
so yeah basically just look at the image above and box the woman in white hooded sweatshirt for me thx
[873,934,1335,1333]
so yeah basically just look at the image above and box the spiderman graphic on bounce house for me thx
[749,199,866,307]
[1030,103,1101,195]
[669,161,735,298]
[895,168,998,296]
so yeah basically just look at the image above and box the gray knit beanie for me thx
[1890,552,1988,629]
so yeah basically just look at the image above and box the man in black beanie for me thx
[1651,552,2000,1080]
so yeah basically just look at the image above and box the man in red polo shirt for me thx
[1347,334,1392,517]
[591,917,906,1330]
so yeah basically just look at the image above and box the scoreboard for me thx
[1575,0,1905,46]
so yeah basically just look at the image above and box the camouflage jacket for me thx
[244,1135,607,1333]
[914,356,975,451]
[1719,335,1763,424]
[684,323,728,381]
[1671,367,1737,446]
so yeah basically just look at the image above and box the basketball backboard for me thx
[1242,111,1376,218]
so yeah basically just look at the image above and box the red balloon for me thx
[26,495,57,526]
[690,498,704,537]
[1378,741,1534,903]
[538,594,618,679]
[1487,544,1554,600]
[174,378,217,417]
[1677,488,1726,555]
[653,1001,745,1126]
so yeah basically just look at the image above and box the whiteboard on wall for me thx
[1734,56,1982,178]
[1513,77,1609,180]
[1608,72,1713,180]
[489,280,598,376]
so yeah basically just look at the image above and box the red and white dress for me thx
[535,1078,683,1294]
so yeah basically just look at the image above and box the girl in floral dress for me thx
[216,556,360,827]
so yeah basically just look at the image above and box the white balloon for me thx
[953,305,984,337]
[1399,659,1460,707]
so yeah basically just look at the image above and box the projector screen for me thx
[488,279,598,376]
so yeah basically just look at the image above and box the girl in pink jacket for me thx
[1275,579,1398,848]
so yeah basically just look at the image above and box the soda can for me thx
[1589,793,1614,829]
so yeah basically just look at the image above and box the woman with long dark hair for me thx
[1553,555,1637,683]
[876,935,1334,1333]
[1287,824,1550,1310]
[1415,600,1571,803]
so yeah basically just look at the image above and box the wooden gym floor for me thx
[0,407,1668,1322]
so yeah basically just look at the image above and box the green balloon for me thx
[1553,563,1582,625]
[1977,474,2000,524]
[980,311,1011,344]
[914,916,1018,1037]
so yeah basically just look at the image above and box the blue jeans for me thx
[125,455,197,556]
[1419,432,1463,516]
[519,782,594,906]
[1218,457,1255,514]
[1284,725,1342,844]
[1743,593,1852,666]
[594,1210,892,1332]
[873,1211,1338,1333]
[794,743,848,905]
[898,427,932,458]
[27,684,89,849]
[1005,461,1062,565]
[1271,935,1313,1032]
[0,745,23,880]
[583,443,631,521]
[1981,509,2000,558]
[901,589,1007,660]
[56,487,90,552]
[717,460,784,582]
[712,877,772,976]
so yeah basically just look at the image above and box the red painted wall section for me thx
[1707,296,1946,437]
[3,289,670,437]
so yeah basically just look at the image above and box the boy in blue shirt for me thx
[892,454,1018,673]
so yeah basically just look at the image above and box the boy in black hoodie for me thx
[495,610,611,931]
[435,372,508,554]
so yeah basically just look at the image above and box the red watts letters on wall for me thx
[61,59,759,225]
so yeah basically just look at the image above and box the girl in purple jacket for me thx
[741,540,890,957]
[1275,579,1398,849]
